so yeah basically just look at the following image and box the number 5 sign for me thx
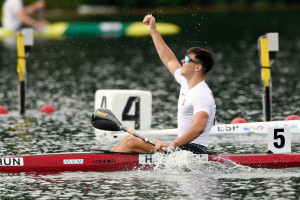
[268,127,291,153]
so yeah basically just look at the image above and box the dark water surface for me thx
[1,10,300,199]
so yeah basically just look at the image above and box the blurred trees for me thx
[0,0,298,9]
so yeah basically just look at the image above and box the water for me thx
[1,9,300,199]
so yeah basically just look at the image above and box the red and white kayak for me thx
[1,151,300,173]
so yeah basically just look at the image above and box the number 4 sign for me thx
[268,127,291,153]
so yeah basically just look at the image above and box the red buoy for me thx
[285,115,300,121]
[0,106,8,114]
[230,117,247,124]
[40,104,56,114]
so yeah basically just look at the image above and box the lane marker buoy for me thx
[230,117,247,124]
[40,104,56,114]
[0,106,8,114]
[285,115,300,121]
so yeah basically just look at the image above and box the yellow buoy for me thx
[125,22,180,37]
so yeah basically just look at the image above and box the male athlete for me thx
[2,0,48,31]
[112,15,216,154]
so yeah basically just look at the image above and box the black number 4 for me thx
[273,128,285,149]
[122,97,140,129]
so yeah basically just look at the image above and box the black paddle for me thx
[91,108,158,147]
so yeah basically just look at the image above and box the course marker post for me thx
[258,33,279,121]
[16,28,34,114]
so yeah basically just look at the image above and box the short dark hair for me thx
[187,47,214,74]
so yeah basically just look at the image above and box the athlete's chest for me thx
[178,87,194,113]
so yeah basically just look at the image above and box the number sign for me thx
[122,97,140,129]
[94,90,151,131]
[268,127,291,153]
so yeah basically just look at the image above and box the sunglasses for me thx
[184,55,201,64]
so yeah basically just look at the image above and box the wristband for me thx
[172,141,178,147]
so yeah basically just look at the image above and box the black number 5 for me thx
[274,128,285,149]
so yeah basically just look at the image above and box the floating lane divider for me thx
[108,120,300,142]
[0,22,180,39]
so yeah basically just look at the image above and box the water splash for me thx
[149,151,253,175]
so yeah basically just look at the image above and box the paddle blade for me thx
[91,108,123,131]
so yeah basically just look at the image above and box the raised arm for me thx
[23,0,45,15]
[16,0,48,30]
[16,11,47,29]
[143,15,181,76]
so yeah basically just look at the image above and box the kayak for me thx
[3,109,297,174]
[0,21,180,39]
[1,150,300,173]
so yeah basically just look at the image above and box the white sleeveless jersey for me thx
[2,0,23,31]
[174,68,216,147]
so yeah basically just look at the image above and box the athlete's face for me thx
[180,53,200,77]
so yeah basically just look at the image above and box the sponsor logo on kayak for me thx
[139,154,155,164]
[93,159,115,164]
[63,159,84,164]
[197,154,209,160]
[139,154,208,164]
[0,157,24,166]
